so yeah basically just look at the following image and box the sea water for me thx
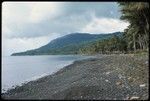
[2,55,92,93]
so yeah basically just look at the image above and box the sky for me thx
[2,2,129,56]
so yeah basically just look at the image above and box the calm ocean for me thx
[2,55,92,93]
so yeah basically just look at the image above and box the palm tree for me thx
[118,2,149,51]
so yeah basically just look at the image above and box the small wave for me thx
[2,73,49,93]
[24,73,49,83]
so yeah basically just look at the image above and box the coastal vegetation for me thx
[78,35,127,54]
[119,2,149,51]
[79,2,149,54]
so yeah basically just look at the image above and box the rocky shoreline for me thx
[2,54,149,100]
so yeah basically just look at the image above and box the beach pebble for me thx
[105,79,109,82]
[125,96,130,100]
[127,77,134,82]
[140,84,146,87]
[106,72,110,75]
[113,98,117,100]
[118,74,123,79]
[128,77,132,80]
[116,81,122,85]
[145,61,148,64]
[129,96,140,100]
[121,84,125,87]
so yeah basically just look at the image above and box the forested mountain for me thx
[11,32,122,56]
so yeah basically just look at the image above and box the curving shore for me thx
[2,54,149,100]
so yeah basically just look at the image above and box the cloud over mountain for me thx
[2,2,129,55]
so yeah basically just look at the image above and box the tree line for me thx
[119,2,149,52]
[79,35,127,54]
[79,2,149,54]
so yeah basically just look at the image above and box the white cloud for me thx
[81,16,129,34]
[2,2,63,23]
[2,2,64,38]
[29,2,63,23]
[2,33,60,56]
[2,2,31,25]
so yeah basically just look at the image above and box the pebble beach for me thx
[2,54,149,100]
